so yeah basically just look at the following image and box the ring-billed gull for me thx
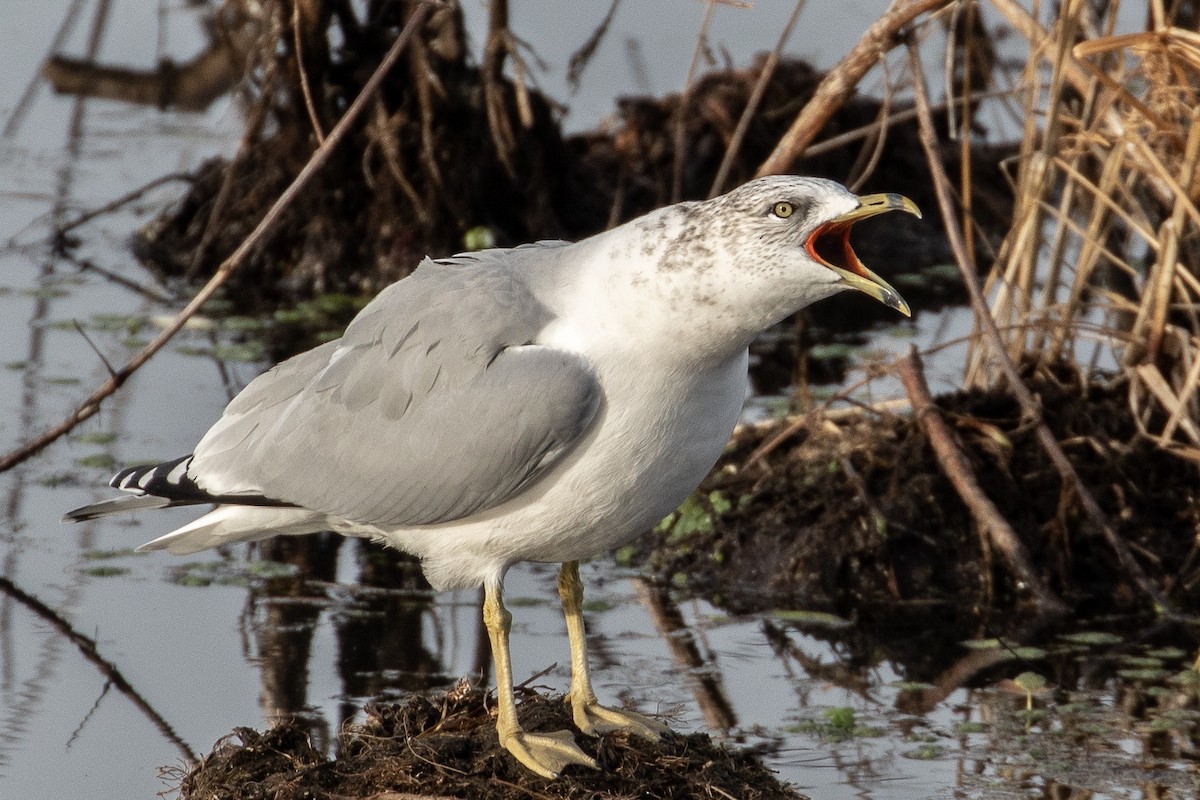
[66,175,919,777]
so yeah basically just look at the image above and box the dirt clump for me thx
[177,681,804,800]
[648,364,1200,629]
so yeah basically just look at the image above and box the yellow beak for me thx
[804,193,922,318]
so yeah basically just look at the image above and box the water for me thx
[1,3,1195,799]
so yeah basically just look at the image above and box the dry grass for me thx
[962,0,1200,461]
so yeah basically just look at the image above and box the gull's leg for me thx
[559,561,668,739]
[483,577,598,778]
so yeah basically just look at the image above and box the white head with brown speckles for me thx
[577,175,919,362]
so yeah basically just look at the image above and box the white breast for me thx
[386,348,749,590]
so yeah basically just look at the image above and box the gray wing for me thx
[189,246,600,528]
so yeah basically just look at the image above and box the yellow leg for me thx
[483,579,597,778]
[559,561,668,739]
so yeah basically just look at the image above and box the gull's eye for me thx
[771,201,795,219]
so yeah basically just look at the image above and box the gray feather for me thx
[188,245,601,528]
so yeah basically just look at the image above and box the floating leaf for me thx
[90,313,145,332]
[76,453,117,470]
[1013,672,1047,693]
[211,342,265,362]
[808,342,856,360]
[463,226,497,251]
[1009,646,1046,660]
[243,560,300,580]
[1120,655,1164,669]
[822,707,856,731]
[1146,647,1188,660]
[961,638,1003,650]
[770,609,854,629]
[891,681,936,692]
[504,596,544,608]
[1118,668,1170,682]
[221,315,266,333]
[902,744,945,760]
[922,263,964,283]
[613,545,639,567]
[82,547,140,560]
[1168,668,1200,687]
[76,431,117,445]
[80,565,128,578]
[1059,631,1123,646]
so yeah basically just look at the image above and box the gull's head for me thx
[629,176,920,355]
[697,175,919,320]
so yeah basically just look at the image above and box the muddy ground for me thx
[647,363,1200,650]
[176,681,803,800]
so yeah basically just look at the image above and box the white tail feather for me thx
[136,506,336,555]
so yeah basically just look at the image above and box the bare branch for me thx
[756,0,954,177]
[899,347,1068,616]
[0,2,438,474]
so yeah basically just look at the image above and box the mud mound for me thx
[649,364,1200,627]
[179,682,805,800]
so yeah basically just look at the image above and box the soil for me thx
[176,681,804,800]
[646,363,1200,647]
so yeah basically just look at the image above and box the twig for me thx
[566,0,623,91]
[899,348,1068,615]
[801,86,1018,159]
[59,253,175,304]
[756,0,954,177]
[671,0,719,203]
[708,0,808,197]
[904,41,1174,615]
[72,320,116,377]
[0,2,437,474]
[292,0,327,144]
[0,575,197,764]
[55,172,192,236]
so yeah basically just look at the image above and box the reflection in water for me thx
[1,0,123,777]
[245,537,457,754]
[632,577,736,733]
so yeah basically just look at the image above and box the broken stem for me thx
[899,348,1068,615]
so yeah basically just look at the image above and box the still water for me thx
[1,3,1193,799]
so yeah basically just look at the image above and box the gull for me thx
[65,175,918,778]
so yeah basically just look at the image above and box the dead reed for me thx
[965,0,1200,461]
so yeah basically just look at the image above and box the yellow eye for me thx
[772,201,795,218]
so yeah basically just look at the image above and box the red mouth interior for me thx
[805,221,858,271]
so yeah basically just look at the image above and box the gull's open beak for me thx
[804,193,921,318]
